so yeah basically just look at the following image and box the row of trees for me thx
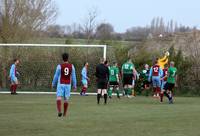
[0,0,57,43]
[45,17,195,42]
[0,1,196,43]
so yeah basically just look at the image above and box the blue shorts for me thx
[56,84,71,99]
[11,77,18,84]
[152,76,161,88]
[161,81,167,91]
[82,79,88,86]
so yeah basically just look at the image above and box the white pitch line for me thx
[0,91,98,95]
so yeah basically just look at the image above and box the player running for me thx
[160,65,168,102]
[148,59,163,98]
[122,58,137,98]
[80,62,89,96]
[162,61,177,104]
[9,59,20,95]
[96,58,109,105]
[52,53,77,117]
[108,62,120,99]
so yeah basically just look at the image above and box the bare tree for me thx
[83,8,98,44]
[0,0,57,43]
[96,23,114,41]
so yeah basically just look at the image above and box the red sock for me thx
[13,84,18,93]
[63,102,69,116]
[56,100,62,113]
[156,87,161,94]
[153,88,156,96]
[83,87,87,94]
[10,85,14,93]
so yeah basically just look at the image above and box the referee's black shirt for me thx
[95,63,109,80]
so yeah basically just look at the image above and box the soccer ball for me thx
[165,51,170,56]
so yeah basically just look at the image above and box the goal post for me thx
[0,44,107,59]
[0,44,107,92]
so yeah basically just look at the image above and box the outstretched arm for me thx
[72,65,77,89]
[52,65,61,88]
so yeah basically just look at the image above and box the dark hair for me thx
[62,53,69,62]
[104,60,108,65]
[84,62,88,66]
[14,59,19,62]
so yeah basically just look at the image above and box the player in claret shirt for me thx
[9,59,20,95]
[160,65,168,102]
[52,53,77,117]
[148,59,163,98]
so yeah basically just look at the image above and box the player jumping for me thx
[160,65,168,102]
[80,62,89,96]
[148,59,163,98]
[9,59,20,95]
[108,62,120,99]
[52,53,77,117]
[162,61,177,104]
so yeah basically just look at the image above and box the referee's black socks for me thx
[97,94,101,104]
[104,94,108,104]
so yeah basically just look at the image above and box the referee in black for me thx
[95,58,109,104]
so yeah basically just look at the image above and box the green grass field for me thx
[0,94,200,136]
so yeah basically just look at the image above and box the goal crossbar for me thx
[0,44,107,59]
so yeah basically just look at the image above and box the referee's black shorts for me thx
[123,74,133,85]
[97,79,108,89]
[109,81,119,86]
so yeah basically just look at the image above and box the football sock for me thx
[164,92,171,100]
[116,90,120,97]
[104,94,108,104]
[63,102,69,116]
[156,87,161,94]
[13,84,18,93]
[97,94,101,104]
[128,88,132,95]
[10,85,14,93]
[83,87,87,94]
[160,93,164,102]
[153,88,156,96]
[56,100,62,113]
[108,88,112,97]
[124,88,128,95]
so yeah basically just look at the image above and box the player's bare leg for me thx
[56,97,62,117]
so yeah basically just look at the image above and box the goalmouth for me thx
[0,44,107,95]
[0,44,107,59]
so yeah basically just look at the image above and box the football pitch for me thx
[0,94,200,136]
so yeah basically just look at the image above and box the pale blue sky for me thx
[56,0,199,32]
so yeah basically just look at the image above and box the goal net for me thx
[0,44,114,92]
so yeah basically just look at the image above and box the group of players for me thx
[9,52,177,117]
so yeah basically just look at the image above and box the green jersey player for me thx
[122,58,137,98]
[163,61,177,104]
[108,62,120,98]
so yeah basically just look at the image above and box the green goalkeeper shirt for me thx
[109,66,119,82]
